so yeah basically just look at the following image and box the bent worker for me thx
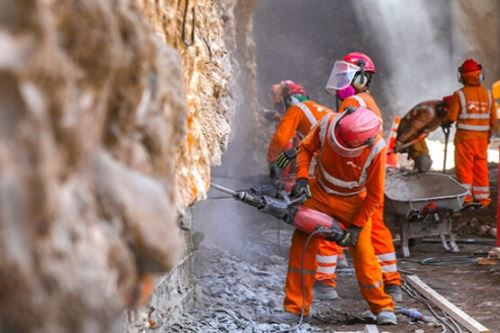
[267,81,345,300]
[442,59,497,207]
[323,52,402,301]
[394,97,451,172]
[274,107,396,325]
[267,80,331,170]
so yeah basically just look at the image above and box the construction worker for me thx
[267,80,331,165]
[442,59,497,207]
[274,107,396,325]
[394,97,452,172]
[267,81,343,300]
[323,52,402,301]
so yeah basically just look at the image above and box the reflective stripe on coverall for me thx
[323,92,400,287]
[267,98,331,162]
[445,87,496,206]
[284,114,394,316]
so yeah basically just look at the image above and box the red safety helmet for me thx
[343,52,376,73]
[459,59,481,74]
[329,106,382,157]
[282,80,305,96]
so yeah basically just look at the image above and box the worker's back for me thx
[268,97,332,161]
[398,100,442,144]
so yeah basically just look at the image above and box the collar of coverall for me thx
[290,94,309,102]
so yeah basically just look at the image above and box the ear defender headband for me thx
[281,81,292,109]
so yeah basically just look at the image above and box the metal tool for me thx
[211,183,344,241]
[442,126,450,172]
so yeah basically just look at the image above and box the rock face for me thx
[0,0,194,332]
[0,0,256,332]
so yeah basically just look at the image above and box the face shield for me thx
[325,61,360,95]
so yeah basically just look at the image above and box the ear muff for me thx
[281,83,292,109]
[352,72,372,90]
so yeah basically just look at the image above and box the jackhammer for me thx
[211,183,344,241]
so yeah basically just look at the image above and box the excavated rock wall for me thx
[138,0,251,207]
[126,1,257,331]
[0,0,257,332]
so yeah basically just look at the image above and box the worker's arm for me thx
[337,97,358,113]
[351,143,386,228]
[489,90,497,138]
[442,92,460,125]
[267,106,301,162]
[296,121,322,179]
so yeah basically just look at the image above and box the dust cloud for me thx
[192,0,500,253]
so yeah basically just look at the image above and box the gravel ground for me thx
[161,233,453,332]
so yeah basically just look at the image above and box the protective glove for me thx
[276,148,297,170]
[291,178,312,199]
[269,163,281,182]
[337,225,362,247]
[441,122,451,131]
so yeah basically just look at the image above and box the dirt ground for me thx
[163,194,500,333]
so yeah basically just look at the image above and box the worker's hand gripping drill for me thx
[291,178,312,199]
[337,225,362,247]
[275,148,297,170]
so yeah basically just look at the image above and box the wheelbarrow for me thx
[385,172,469,257]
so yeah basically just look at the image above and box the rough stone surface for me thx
[138,0,257,206]
[0,0,186,332]
[125,0,258,331]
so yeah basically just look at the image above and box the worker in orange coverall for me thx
[442,59,497,207]
[267,80,331,166]
[394,97,451,172]
[272,107,396,326]
[322,52,402,302]
[267,81,349,300]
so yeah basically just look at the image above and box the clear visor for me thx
[325,61,360,95]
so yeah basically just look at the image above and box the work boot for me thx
[376,311,397,325]
[269,310,307,324]
[384,284,403,302]
[313,282,339,300]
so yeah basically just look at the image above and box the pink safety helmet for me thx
[325,52,375,94]
[343,52,376,73]
[328,106,382,157]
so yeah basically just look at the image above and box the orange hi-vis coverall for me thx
[316,92,400,287]
[444,85,497,206]
[267,97,332,162]
[267,97,337,280]
[284,113,394,316]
